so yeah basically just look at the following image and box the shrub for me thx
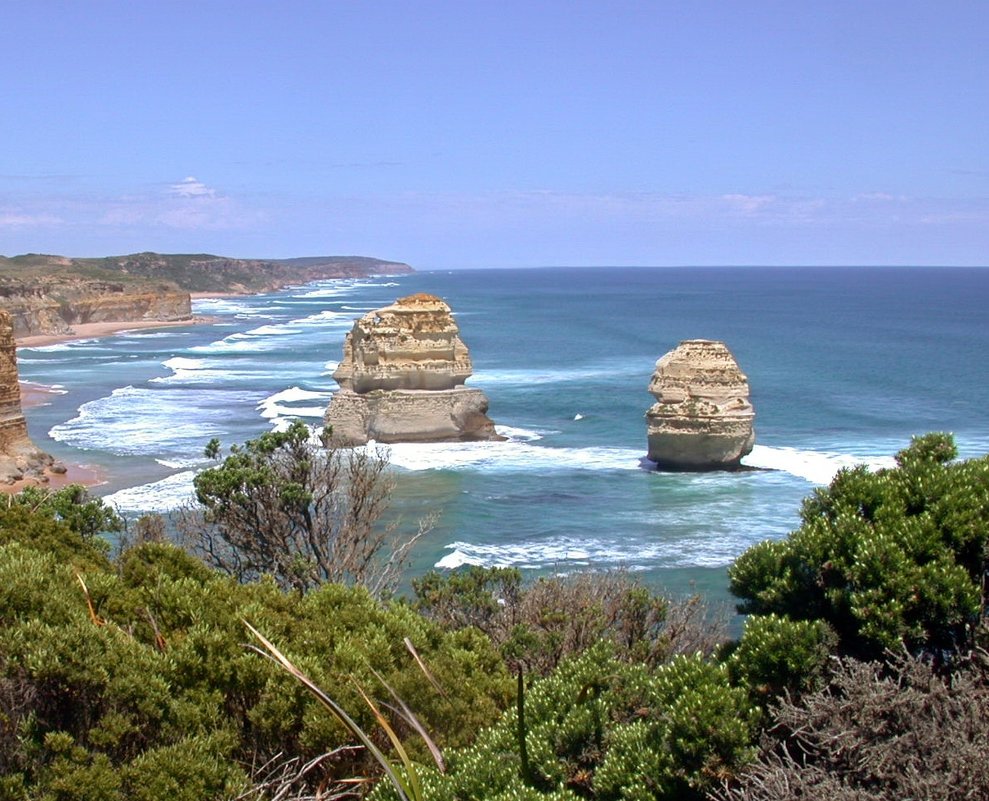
[729,434,989,659]
[377,643,758,801]
[716,648,989,801]
[413,566,728,675]
[0,534,511,800]
[728,614,836,703]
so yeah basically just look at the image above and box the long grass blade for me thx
[353,682,423,801]
[371,667,446,773]
[404,636,448,699]
[244,621,412,801]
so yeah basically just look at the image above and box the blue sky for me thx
[2,1,986,268]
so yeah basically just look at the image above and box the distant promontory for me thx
[0,252,413,338]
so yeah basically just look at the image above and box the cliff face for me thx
[0,310,58,483]
[324,294,500,445]
[645,339,755,470]
[0,251,413,337]
[0,279,192,338]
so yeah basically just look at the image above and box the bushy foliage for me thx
[184,420,427,595]
[372,643,758,801]
[413,566,727,675]
[0,516,511,800]
[729,434,989,659]
[0,484,118,570]
[717,648,989,801]
[728,614,836,703]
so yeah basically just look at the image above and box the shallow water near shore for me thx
[16,267,989,603]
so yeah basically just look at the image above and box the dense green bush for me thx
[0,494,511,800]
[730,433,989,659]
[728,614,836,703]
[372,642,757,801]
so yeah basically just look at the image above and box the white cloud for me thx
[719,193,776,214]
[0,210,63,227]
[168,176,216,198]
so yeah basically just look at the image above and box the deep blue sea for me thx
[16,267,989,603]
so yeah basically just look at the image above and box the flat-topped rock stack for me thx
[645,339,755,470]
[323,293,501,445]
[0,310,60,483]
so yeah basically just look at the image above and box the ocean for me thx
[16,267,989,604]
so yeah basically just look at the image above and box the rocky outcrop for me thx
[0,310,60,483]
[324,293,500,445]
[645,339,755,470]
[0,278,191,338]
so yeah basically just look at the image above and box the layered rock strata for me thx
[645,339,755,470]
[324,293,500,445]
[0,310,60,483]
[0,280,191,338]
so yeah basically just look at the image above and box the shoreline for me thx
[15,316,216,349]
[0,462,107,495]
[20,380,66,408]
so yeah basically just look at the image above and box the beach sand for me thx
[0,462,106,495]
[10,317,218,494]
[14,317,213,349]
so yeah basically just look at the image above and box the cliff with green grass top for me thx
[0,252,413,337]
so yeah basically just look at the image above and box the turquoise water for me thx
[17,267,989,602]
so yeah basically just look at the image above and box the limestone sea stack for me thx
[645,339,755,470]
[323,293,501,445]
[0,310,60,483]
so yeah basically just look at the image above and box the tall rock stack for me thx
[645,339,755,470]
[0,310,58,483]
[323,293,501,445]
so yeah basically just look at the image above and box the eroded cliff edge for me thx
[0,252,412,338]
[324,293,501,445]
[0,310,60,483]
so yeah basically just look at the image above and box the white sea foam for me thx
[50,385,266,458]
[435,534,743,571]
[742,444,896,485]
[383,439,644,473]
[245,324,299,336]
[103,471,197,513]
[493,425,548,441]
[189,336,281,354]
[23,339,100,352]
[473,364,643,386]
[155,457,204,469]
[191,298,258,316]
[150,356,269,386]
[258,386,332,421]
[119,331,189,339]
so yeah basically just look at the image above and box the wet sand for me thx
[15,316,218,349]
[0,462,106,495]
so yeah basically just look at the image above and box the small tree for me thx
[180,420,427,595]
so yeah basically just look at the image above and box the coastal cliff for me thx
[0,278,192,339]
[645,339,755,470]
[324,293,500,445]
[0,310,59,483]
[0,252,412,338]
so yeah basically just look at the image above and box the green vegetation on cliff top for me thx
[0,252,413,294]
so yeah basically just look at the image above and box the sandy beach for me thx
[15,316,216,349]
[0,462,106,495]
[10,317,219,494]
